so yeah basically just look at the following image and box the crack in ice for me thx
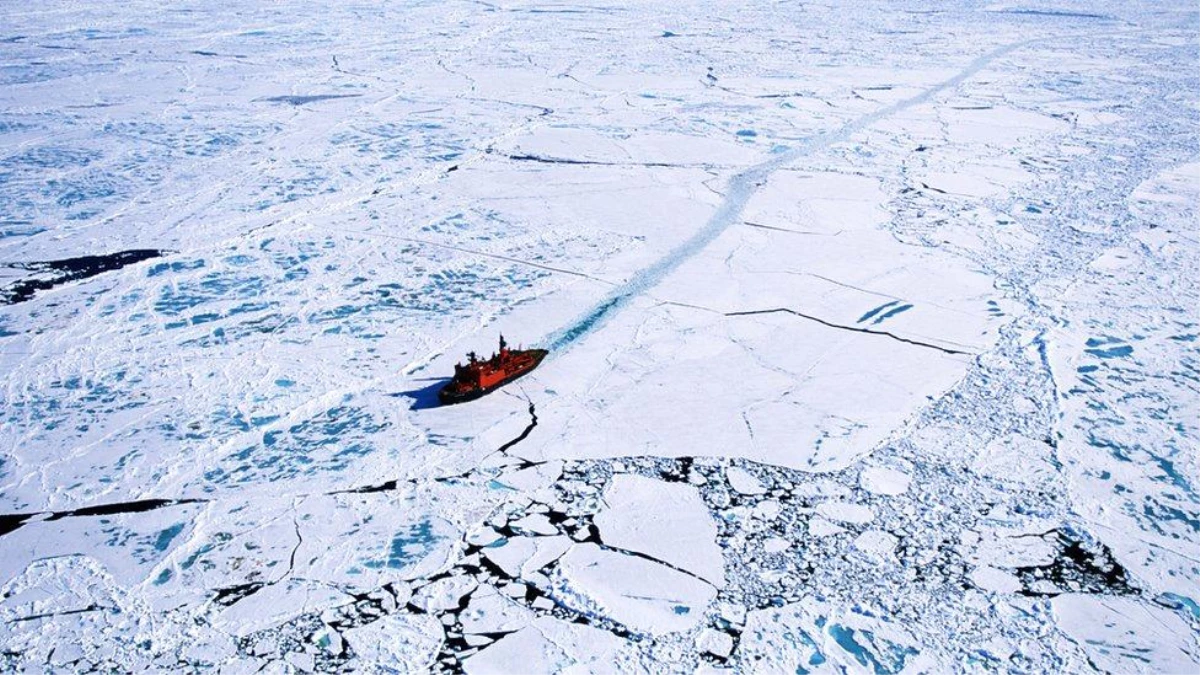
[725,307,977,356]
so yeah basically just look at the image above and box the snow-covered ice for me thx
[1,1,1198,673]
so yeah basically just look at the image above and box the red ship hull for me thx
[439,347,548,405]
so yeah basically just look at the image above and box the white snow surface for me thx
[0,1,1198,673]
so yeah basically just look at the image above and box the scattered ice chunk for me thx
[853,530,898,559]
[482,538,537,579]
[500,582,527,599]
[466,528,503,547]
[763,537,790,553]
[815,501,874,525]
[521,536,572,577]
[312,626,344,657]
[716,601,747,627]
[464,634,492,647]
[752,500,781,520]
[727,466,767,495]
[971,434,1056,487]
[215,580,350,638]
[696,628,734,658]
[495,461,564,492]
[410,575,477,613]
[965,531,1056,568]
[511,514,558,537]
[463,626,564,675]
[285,652,314,672]
[461,588,535,635]
[808,517,846,537]
[859,466,911,496]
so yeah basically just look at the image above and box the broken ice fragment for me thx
[859,466,911,495]
[555,543,716,634]
[594,473,725,586]
[511,514,557,536]
[815,501,874,525]
[727,466,767,495]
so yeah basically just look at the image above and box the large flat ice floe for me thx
[1,1,1198,673]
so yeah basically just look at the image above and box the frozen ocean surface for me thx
[0,1,1197,673]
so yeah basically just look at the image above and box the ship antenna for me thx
[499,334,507,350]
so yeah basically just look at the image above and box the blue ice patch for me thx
[857,300,900,323]
[383,520,443,570]
[154,523,186,552]
[1086,344,1133,359]
[872,303,913,325]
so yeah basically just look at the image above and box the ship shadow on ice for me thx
[391,378,450,410]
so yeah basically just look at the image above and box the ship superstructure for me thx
[438,336,547,405]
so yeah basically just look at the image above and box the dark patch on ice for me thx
[658,456,694,483]
[0,498,207,538]
[996,8,1113,20]
[393,378,451,410]
[1013,530,1136,597]
[46,498,205,520]
[743,221,832,236]
[1155,592,1200,621]
[212,582,266,607]
[1,249,163,305]
[260,94,363,106]
[6,604,111,623]
[1086,343,1133,359]
[496,400,538,454]
[331,478,408,495]
[0,515,32,537]
[506,153,688,169]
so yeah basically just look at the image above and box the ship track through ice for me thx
[539,37,1047,354]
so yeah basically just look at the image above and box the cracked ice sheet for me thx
[463,615,638,675]
[552,543,716,635]
[594,473,724,586]
[1,1,1199,673]
[519,299,973,472]
[655,152,1017,349]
